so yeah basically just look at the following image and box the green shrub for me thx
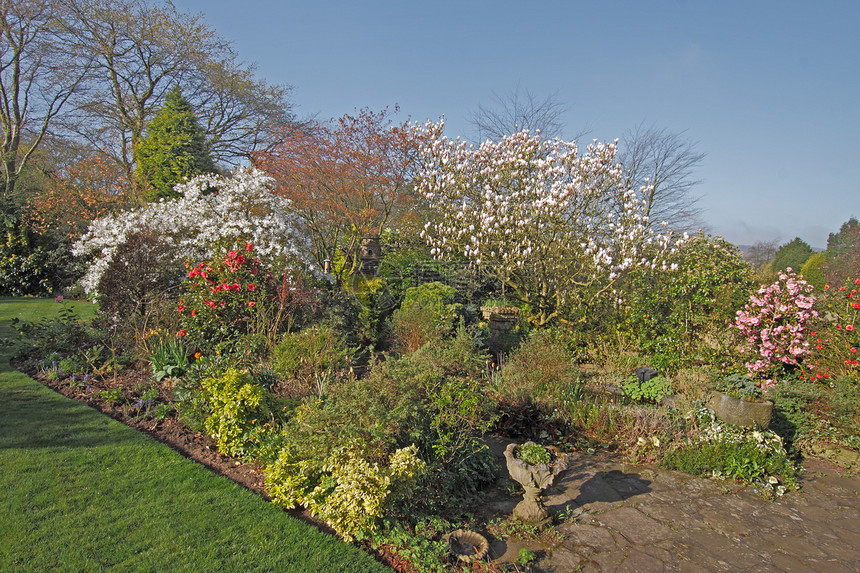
[391,281,460,353]
[625,234,755,370]
[0,244,56,296]
[495,329,576,400]
[272,324,354,397]
[622,375,673,404]
[267,442,425,541]
[799,252,827,292]
[201,369,268,457]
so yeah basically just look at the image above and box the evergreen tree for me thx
[772,237,814,273]
[136,88,215,201]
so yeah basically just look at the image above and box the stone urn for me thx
[445,530,489,563]
[504,442,570,526]
[708,391,773,429]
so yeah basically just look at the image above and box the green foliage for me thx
[823,218,860,287]
[662,408,797,498]
[0,368,386,572]
[391,281,460,353]
[625,234,755,370]
[770,376,860,453]
[267,443,425,541]
[516,442,552,465]
[272,324,354,397]
[201,369,268,457]
[149,335,189,382]
[94,230,183,326]
[662,440,795,498]
[0,244,56,296]
[799,252,826,292]
[715,373,761,400]
[494,329,576,400]
[136,87,216,201]
[772,236,814,273]
[353,278,398,351]
[622,375,673,404]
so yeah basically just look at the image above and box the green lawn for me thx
[0,298,386,572]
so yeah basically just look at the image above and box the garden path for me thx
[481,439,859,572]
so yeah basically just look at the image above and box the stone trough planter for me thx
[708,391,773,429]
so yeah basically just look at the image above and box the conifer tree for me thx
[136,88,215,201]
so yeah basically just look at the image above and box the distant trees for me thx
[744,240,779,268]
[823,217,859,286]
[772,237,814,272]
[136,88,216,201]
[62,0,291,192]
[0,0,89,203]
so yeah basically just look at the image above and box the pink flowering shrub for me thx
[734,269,817,390]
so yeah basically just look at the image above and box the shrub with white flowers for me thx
[72,168,314,296]
[414,121,684,325]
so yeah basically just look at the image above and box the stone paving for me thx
[483,449,860,572]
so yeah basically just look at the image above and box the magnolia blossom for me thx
[73,168,314,295]
[413,120,681,322]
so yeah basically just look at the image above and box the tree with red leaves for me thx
[254,107,427,284]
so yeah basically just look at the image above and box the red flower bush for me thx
[805,274,860,381]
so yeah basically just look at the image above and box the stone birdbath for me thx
[504,442,571,526]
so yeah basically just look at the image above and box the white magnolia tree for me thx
[414,121,685,325]
[73,167,313,295]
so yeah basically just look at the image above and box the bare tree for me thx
[469,85,569,142]
[0,0,89,201]
[744,239,779,267]
[617,123,707,232]
[469,90,705,232]
[63,0,292,190]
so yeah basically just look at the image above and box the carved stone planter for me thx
[708,391,773,429]
[504,442,570,526]
[445,529,489,563]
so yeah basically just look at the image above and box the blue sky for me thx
[173,0,859,249]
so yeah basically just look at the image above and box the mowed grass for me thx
[0,298,386,572]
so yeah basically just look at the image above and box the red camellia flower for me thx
[191,309,197,317]
[847,325,855,331]
[851,347,857,353]
[840,286,846,291]
[856,279,860,284]
[232,282,241,291]
[177,330,187,337]
[824,284,830,290]
[247,284,256,291]
[854,303,860,309]
[248,301,256,307]
[246,242,253,251]
[177,305,185,313]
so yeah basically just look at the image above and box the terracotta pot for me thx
[708,391,773,429]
